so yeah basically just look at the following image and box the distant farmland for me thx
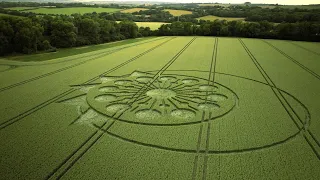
[164,9,193,16]
[7,7,121,15]
[116,21,169,30]
[135,22,169,30]
[198,3,320,9]
[0,13,22,18]
[197,15,245,21]
[5,7,37,11]
[198,3,231,7]
[0,37,319,179]
[121,8,148,13]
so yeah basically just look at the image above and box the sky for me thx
[79,0,319,5]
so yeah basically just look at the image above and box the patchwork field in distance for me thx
[0,13,22,17]
[115,21,169,30]
[5,7,37,11]
[197,4,320,9]
[0,37,319,179]
[135,22,170,30]
[8,7,121,15]
[121,8,148,13]
[164,9,193,16]
[197,15,245,21]
[198,3,232,7]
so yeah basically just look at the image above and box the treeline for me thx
[0,8,37,17]
[102,10,176,23]
[1,2,320,56]
[0,2,124,9]
[0,14,153,55]
[139,3,320,23]
[158,21,320,41]
[1,13,320,56]
[2,2,320,24]
[176,5,320,23]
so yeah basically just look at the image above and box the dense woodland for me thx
[0,15,143,55]
[0,2,320,55]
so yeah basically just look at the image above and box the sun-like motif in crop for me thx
[60,71,238,127]
[58,70,312,155]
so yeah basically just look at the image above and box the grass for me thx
[121,8,148,13]
[198,3,232,7]
[198,4,320,9]
[163,9,193,16]
[135,22,170,30]
[21,7,121,15]
[279,5,320,9]
[3,37,156,62]
[116,21,169,30]
[0,13,22,18]
[0,37,320,179]
[197,15,245,21]
[5,7,37,11]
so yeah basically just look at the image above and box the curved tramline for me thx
[0,38,169,91]
[0,37,319,179]
[0,37,175,130]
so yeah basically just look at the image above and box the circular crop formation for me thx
[86,72,238,125]
[64,71,310,154]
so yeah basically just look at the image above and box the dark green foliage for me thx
[119,21,138,39]
[158,20,320,42]
[0,1,320,56]
[50,20,76,48]
[0,14,141,55]
[0,18,14,55]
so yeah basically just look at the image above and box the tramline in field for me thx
[0,37,319,179]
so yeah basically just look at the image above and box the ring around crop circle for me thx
[87,72,238,126]
[84,70,309,154]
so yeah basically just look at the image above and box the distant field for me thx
[20,7,121,15]
[251,5,320,9]
[121,8,148,13]
[116,21,169,30]
[164,9,192,16]
[198,4,320,9]
[135,22,169,30]
[3,38,154,62]
[197,15,245,21]
[0,13,22,18]
[0,37,319,179]
[279,5,320,9]
[198,4,231,7]
[5,7,37,11]
[0,13,12,17]
[135,14,151,17]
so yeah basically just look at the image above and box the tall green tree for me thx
[75,18,100,45]
[14,18,43,54]
[50,20,77,48]
[119,21,138,39]
[0,19,14,55]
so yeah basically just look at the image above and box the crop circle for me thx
[86,72,237,125]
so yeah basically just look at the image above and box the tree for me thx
[50,20,77,48]
[119,21,138,39]
[13,18,43,54]
[241,22,261,37]
[98,19,114,42]
[139,27,152,37]
[75,18,100,45]
[0,19,14,55]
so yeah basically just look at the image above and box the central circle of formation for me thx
[86,71,237,125]
[77,71,310,154]
[146,89,177,99]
